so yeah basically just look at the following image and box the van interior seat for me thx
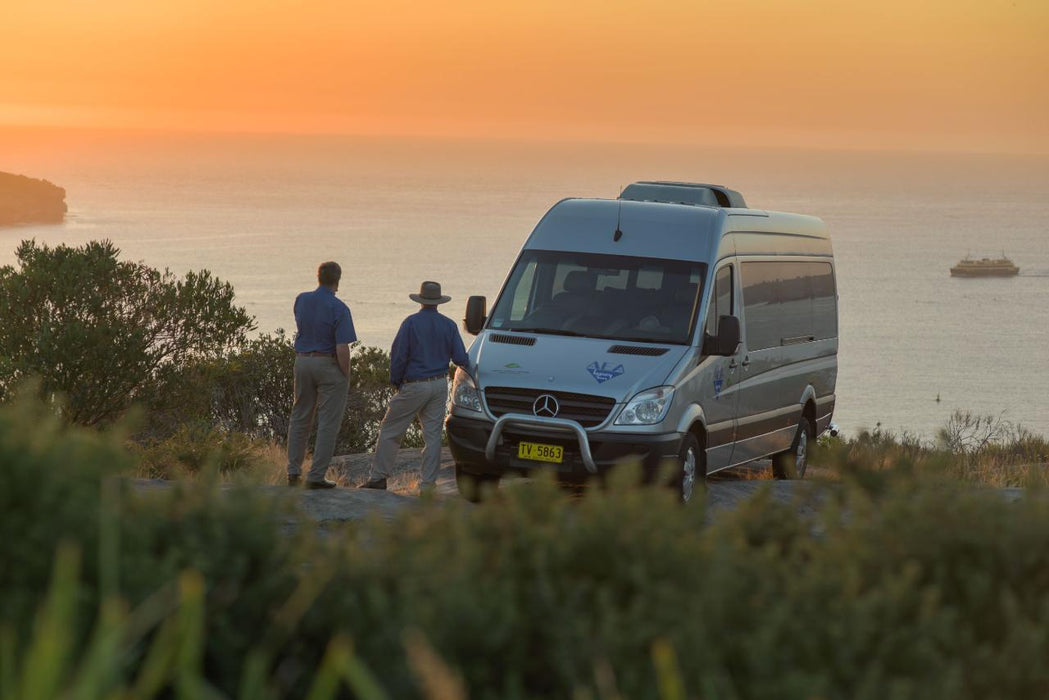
[555,270,596,306]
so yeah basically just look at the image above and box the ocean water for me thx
[2,129,1048,438]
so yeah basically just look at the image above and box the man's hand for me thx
[336,343,351,380]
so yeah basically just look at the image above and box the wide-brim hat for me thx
[410,280,452,305]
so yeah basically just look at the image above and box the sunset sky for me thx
[2,0,1046,152]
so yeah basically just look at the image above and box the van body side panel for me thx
[688,354,741,471]
[815,393,838,435]
[731,244,838,465]
[731,348,837,465]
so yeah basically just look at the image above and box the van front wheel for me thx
[773,416,812,479]
[676,434,704,503]
[455,464,500,502]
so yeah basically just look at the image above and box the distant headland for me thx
[0,172,67,226]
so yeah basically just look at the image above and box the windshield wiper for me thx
[508,327,587,337]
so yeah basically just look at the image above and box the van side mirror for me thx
[704,315,740,356]
[464,296,487,335]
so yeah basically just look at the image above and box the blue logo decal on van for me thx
[587,362,625,383]
[713,365,725,399]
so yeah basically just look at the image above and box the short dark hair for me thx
[318,261,341,287]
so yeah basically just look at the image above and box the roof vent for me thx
[619,181,747,208]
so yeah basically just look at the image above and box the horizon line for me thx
[2,121,1047,159]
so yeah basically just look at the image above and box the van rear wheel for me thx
[455,464,500,502]
[773,416,812,479]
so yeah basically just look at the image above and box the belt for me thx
[297,351,335,357]
[403,375,446,384]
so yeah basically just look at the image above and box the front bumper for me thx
[446,413,683,479]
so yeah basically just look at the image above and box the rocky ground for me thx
[137,447,1024,528]
[280,447,830,526]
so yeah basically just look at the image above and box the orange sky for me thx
[1,0,1047,152]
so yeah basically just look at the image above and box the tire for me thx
[772,416,813,479]
[455,464,500,502]
[675,433,704,504]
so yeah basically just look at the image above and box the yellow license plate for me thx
[517,441,564,464]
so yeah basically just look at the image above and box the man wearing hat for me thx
[360,281,469,491]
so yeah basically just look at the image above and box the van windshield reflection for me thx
[488,250,705,345]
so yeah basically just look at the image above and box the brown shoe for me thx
[305,479,337,490]
[359,477,387,490]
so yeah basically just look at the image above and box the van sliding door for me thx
[697,263,739,471]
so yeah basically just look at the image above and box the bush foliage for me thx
[0,239,419,463]
[3,394,1049,699]
[0,240,254,426]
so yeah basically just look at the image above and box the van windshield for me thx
[488,250,705,345]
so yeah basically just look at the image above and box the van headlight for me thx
[451,367,483,412]
[615,386,675,425]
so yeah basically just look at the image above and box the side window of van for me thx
[705,265,734,335]
[740,261,838,349]
[811,263,838,339]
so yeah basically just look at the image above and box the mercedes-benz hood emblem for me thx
[532,394,560,418]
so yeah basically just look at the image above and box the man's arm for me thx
[450,326,469,368]
[389,320,411,387]
[336,343,351,379]
[333,303,356,379]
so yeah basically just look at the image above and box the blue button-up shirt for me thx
[390,307,469,385]
[293,286,357,354]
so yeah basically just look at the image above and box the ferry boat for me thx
[950,255,1019,277]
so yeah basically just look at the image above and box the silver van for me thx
[447,182,838,501]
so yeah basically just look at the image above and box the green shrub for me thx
[0,238,425,456]
[133,421,273,479]
[0,387,126,643]
[0,240,254,427]
[4,392,1049,698]
[0,392,304,693]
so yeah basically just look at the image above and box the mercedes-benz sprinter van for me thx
[447,181,838,502]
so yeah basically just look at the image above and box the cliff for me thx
[0,172,67,226]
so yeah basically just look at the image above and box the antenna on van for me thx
[613,185,624,242]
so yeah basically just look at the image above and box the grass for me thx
[816,411,1049,488]
[129,408,1049,495]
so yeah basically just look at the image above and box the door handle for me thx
[740,356,751,368]
[728,359,737,370]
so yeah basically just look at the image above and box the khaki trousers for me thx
[287,356,349,481]
[369,379,448,485]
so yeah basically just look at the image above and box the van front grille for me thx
[484,387,616,428]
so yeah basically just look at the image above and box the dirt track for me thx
[278,447,829,525]
[135,447,1024,527]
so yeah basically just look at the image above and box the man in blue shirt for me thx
[360,281,468,491]
[287,261,357,488]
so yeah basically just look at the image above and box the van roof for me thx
[525,198,829,262]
